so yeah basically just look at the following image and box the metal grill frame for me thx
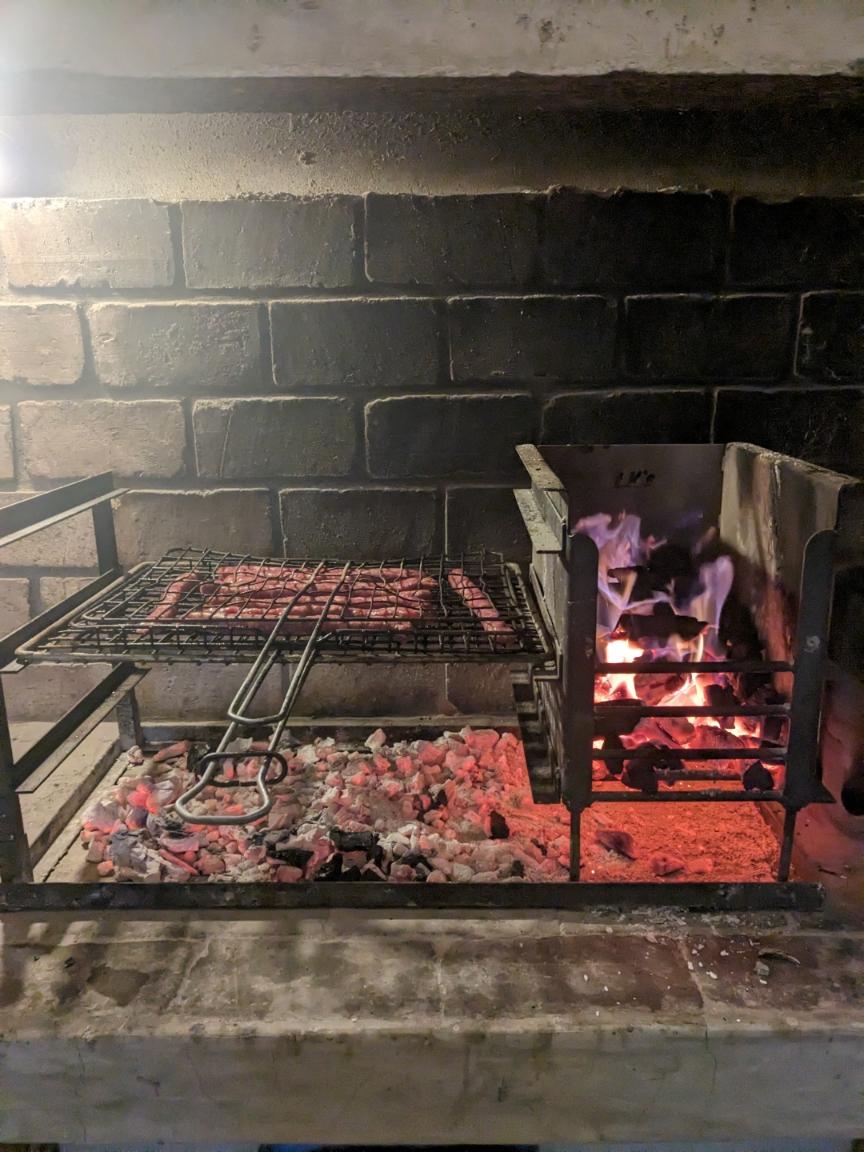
[514,443,843,887]
[17,546,549,666]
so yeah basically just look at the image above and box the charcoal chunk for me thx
[401,852,431,870]
[341,865,363,881]
[594,701,640,738]
[489,811,510,839]
[841,763,864,815]
[601,732,625,775]
[331,828,379,853]
[314,854,343,881]
[621,746,661,794]
[429,784,449,809]
[619,602,705,644]
[268,845,314,868]
[743,761,775,791]
[705,683,739,710]
[509,859,525,878]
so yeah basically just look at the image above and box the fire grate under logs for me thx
[0,441,860,914]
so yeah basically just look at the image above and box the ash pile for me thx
[80,728,572,884]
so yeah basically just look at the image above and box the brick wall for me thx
[1,190,863,716]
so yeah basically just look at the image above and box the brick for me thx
[542,391,712,443]
[4,664,109,722]
[137,664,283,721]
[114,489,273,566]
[545,190,726,289]
[625,295,794,380]
[0,198,173,289]
[731,197,864,287]
[0,577,29,636]
[797,293,864,380]
[449,295,617,383]
[365,394,536,479]
[365,194,539,288]
[89,302,263,391]
[270,298,439,390]
[39,576,97,611]
[714,389,864,476]
[182,198,356,289]
[446,488,530,562]
[281,488,439,560]
[0,304,84,386]
[0,492,98,569]
[17,400,186,481]
[0,406,12,479]
[295,664,447,716]
[446,664,514,713]
[193,398,355,480]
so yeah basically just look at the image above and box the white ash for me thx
[81,729,572,884]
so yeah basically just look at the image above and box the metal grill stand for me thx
[514,443,858,886]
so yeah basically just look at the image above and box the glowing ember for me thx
[575,512,786,792]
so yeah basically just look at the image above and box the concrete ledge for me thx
[0,913,862,1142]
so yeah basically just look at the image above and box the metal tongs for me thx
[174,562,349,826]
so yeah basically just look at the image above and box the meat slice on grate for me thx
[144,560,514,639]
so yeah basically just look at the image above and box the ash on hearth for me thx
[81,729,573,884]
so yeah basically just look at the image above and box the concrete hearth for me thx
[1,910,863,1143]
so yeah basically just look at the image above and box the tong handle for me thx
[173,750,288,826]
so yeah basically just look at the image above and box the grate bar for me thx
[16,548,549,666]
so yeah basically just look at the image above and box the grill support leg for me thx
[777,808,798,882]
[569,805,581,880]
[115,668,142,751]
[562,533,598,882]
[0,681,32,882]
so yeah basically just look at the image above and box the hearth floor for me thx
[38,731,782,885]
[1,908,862,1144]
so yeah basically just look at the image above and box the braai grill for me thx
[1,441,861,913]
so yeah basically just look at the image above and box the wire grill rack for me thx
[19,547,550,665]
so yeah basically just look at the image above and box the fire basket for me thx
[514,441,863,885]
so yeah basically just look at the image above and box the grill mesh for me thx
[20,547,549,664]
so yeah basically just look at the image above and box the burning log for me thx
[617,603,705,645]
[742,761,775,792]
[633,671,687,706]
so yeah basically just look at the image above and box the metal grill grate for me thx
[19,547,550,665]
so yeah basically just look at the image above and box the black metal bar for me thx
[0,473,124,548]
[594,747,787,761]
[0,880,824,914]
[598,659,793,673]
[91,492,120,574]
[777,808,798,881]
[590,788,784,802]
[115,681,143,751]
[0,569,120,667]
[12,666,145,790]
[569,806,580,881]
[0,681,31,882]
[561,533,598,882]
[593,704,790,718]
[784,530,836,808]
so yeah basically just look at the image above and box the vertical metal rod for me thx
[0,681,32,882]
[777,808,797,882]
[91,485,120,574]
[562,532,598,883]
[784,530,835,809]
[115,673,143,751]
[569,805,581,881]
